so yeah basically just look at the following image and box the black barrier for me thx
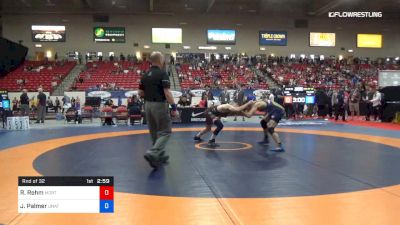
[178,107,206,123]
[382,102,400,122]
[380,86,400,122]
[0,37,28,77]
[1,109,13,128]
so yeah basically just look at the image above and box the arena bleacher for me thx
[73,61,150,91]
[177,62,268,89]
[261,58,399,88]
[0,60,76,91]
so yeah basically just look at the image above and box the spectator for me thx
[55,97,61,113]
[364,86,374,121]
[12,97,18,111]
[197,96,208,108]
[118,96,122,106]
[315,88,329,118]
[369,86,382,121]
[349,86,361,120]
[75,97,81,110]
[219,87,230,104]
[46,96,53,113]
[36,88,46,124]
[333,89,346,121]
[327,88,334,118]
[71,97,76,108]
[177,96,191,107]
[62,94,71,113]
[30,96,38,112]
[20,89,30,116]
[267,90,275,102]
[234,85,246,121]
[128,95,143,125]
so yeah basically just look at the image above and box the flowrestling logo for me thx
[328,12,382,18]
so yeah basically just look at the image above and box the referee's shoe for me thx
[144,151,169,169]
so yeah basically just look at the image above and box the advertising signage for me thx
[357,34,382,48]
[259,31,287,46]
[152,28,183,44]
[94,27,125,43]
[31,25,66,42]
[309,32,336,47]
[207,29,236,45]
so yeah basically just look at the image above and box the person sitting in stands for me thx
[178,96,191,108]
[46,97,53,113]
[12,97,18,112]
[128,95,143,125]
[197,95,208,108]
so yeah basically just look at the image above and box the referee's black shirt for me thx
[139,66,171,102]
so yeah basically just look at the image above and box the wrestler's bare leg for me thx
[196,125,212,138]
[221,101,254,113]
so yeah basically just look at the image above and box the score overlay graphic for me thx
[18,176,114,213]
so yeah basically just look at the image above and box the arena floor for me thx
[1,119,400,225]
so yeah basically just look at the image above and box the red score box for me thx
[100,186,114,200]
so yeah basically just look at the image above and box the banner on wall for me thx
[0,90,8,99]
[86,90,183,99]
[253,89,270,98]
[259,31,287,46]
[94,27,126,43]
[309,32,336,47]
[357,34,382,48]
[31,25,66,42]
[171,91,183,98]
[190,89,206,97]
[87,91,112,99]
[124,90,139,97]
[207,29,236,45]
[152,28,183,44]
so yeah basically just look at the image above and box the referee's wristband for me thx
[171,104,177,111]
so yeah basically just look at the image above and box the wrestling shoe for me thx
[270,146,285,152]
[207,139,220,147]
[258,138,270,145]
[194,136,203,142]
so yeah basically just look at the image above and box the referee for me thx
[139,52,178,169]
